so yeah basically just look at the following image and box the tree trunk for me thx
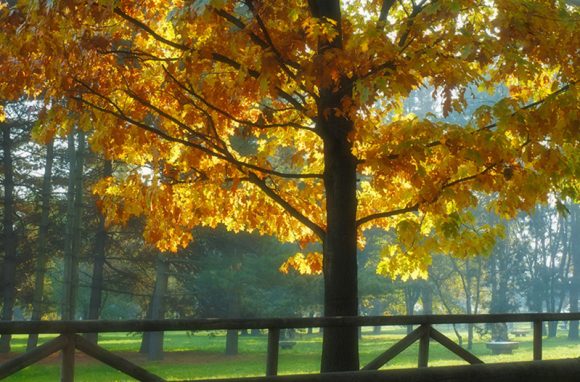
[313,1,358,372]
[320,93,359,372]
[404,285,420,334]
[308,312,315,335]
[372,300,385,334]
[225,330,239,356]
[307,0,360,371]
[27,140,54,350]
[147,257,169,360]
[0,120,17,353]
[225,283,241,356]
[85,159,112,343]
[62,130,85,320]
[139,303,153,354]
[569,206,580,340]
[421,281,433,315]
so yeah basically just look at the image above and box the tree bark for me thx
[146,256,169,360]
[85,159,113,343]
[225,281,241,356]
[311,0,359,372]
[225,330,239,356]
[569,206,580,340]
[27,140,54,350]
[319,89,359,372]
[62,129,85,320]
[0,120,17,353]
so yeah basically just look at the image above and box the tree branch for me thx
[356,162,498,228]
[71,93,322,180]
[114,7,310,115]
[247,173,325,239]
[380,82,575,161]
[163,67,316,133]
[377,0,396,29]
[356,203,419,228]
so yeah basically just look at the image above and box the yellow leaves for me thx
[377,244,429,281]
[279,252,323,275]
[396,219,420,248]
[302,17,339,44]
[0,105,5,122]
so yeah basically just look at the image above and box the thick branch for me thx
[72,94,321,180]
[356,204,419,228]
[248,173,325,239]
[163,67,316,133]
[114,8,188,50]
[377,0,396,29]
[355,162,497,228]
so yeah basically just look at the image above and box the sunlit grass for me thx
[2,325,580,381]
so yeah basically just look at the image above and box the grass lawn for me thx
[2,325,580,381]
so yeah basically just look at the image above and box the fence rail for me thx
[1,313,580,381]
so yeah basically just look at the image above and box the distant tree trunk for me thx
[372,300,385,334]
[0,120,17,353]
[569,206,580,340]
[225,330,239,356]
[404,285,420,334]
[308,311,315,335]
[85,159,112,343]
[489,236,510,341]
[147,257,169,360]
[62,130,85,320]
[470,258,483,350]
[421,281,433,315]
[27,140,54,350]
[225,289,241,356]
[139,303,153,354]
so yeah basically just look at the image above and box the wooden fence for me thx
[1,313,580,381]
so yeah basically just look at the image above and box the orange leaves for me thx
[279,252,323,275]
[1,0,577,277]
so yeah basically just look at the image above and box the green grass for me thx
[2,326,580,381]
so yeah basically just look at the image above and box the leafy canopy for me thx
[0,0,578,278]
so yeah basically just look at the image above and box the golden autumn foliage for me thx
[0,0,578,279]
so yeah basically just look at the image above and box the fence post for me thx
[533,320,542,361]
[418,324,430,368]
[61,334,76,382]
[266,328,280,376]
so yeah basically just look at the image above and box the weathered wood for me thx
[0,335,66,379]
[4,313,580,335]
[533,320,543,360]
[429,328,483,365]
[74,334,165,382]
[266,328,280,376]
[362,325,425,371]
[189,358,580,382]
[61,334,75,382]
[417,325,430,368]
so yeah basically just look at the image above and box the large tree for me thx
[1,0,578,371]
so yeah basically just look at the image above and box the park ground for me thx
[2,325,580,381]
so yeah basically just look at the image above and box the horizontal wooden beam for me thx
[186,359,580,382]
[1,313,580,334]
